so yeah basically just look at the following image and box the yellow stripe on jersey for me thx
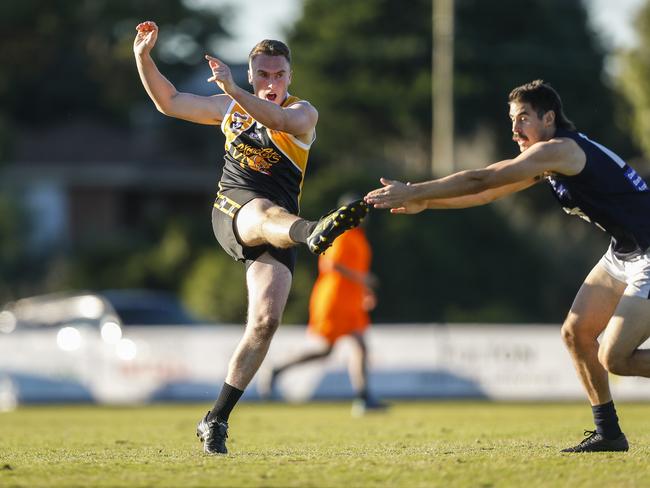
[268,95,311,174]
[267,130,310,173]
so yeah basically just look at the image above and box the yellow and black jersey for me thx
[218,95,314,214]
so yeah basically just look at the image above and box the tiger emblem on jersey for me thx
[232,142,282,175]
[230,112,252,133]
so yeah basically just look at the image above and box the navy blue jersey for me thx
[546,129,650,259]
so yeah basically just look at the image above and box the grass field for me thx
[1,401,649,487]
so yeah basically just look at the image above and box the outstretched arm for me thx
[205,55,318,138]
[378,177,540,214]
[133,21,229,125]
[365,138,584,213]
[424,178,541,208]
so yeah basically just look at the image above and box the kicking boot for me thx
[196,411,229,454]
[307,199,368,255]
[561,430,629,453]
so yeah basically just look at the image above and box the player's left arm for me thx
[366,138,584,210]
[231,93,317,138]
[320,259,373,287]
[204,55,318,138]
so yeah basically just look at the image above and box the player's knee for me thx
[598,347,630,376]
[263,206,289,222]
[560,321,579,349]
[248,314,280,342]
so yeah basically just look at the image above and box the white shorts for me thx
[598,245,650,299]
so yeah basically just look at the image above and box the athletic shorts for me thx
[598,244,650,299]
[211,188,297,274]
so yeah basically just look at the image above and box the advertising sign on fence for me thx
[1,324,648,405]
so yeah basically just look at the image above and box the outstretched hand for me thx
[364,178,427,214]
[134,21,158,56]
[205,54,236,94]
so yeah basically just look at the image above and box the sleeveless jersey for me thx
[218,95,313,214]
[546,128,650,258]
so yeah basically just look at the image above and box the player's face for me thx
[509,101,555,152]
[248,54,292,105]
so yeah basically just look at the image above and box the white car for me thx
[0,290,201,407]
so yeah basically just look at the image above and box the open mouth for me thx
[265,93,277,102]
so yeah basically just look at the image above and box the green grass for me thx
[1,401,649,487]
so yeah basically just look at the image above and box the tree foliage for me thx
[288,0,631,174]
[288,0,433,172]
[0,0,634,324]
[454,0,626,156]
[282,0,624,323]
[617,0,650,163]
[0,195,33,300]
[0,0,227,158]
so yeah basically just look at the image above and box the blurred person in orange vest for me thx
[259,194,387,415]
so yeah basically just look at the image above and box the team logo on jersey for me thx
[624,166,649,192]
[230,112,250,131]
[232,142,281,175]
[547,176,571,199]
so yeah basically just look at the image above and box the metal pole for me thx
[432,0,455,177]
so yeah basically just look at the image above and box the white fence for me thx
[1,324,649,405]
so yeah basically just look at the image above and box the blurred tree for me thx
[617,0,650,165]
[181,249,247,323]
[1,0,633,325]
[454,0,630,158]
[288,0,632,176]
[57,216,206,300]
[282,0,632,325]
[288,0,433,175]
[367,196,606,323]
[0,194,33,300]
[179,247,316,324]
[0,0,228,159]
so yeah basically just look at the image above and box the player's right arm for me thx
[133,21,230,125]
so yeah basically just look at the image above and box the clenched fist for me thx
[134,21,158,56]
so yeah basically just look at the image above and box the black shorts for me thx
[211,188,297,274]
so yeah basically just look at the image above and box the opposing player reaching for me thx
[366,79,650,452]
[134,21,367,454]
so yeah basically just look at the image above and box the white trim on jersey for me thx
[287,133,314,150]
[578,132,626,168]
[280,93,316,149]
[220,100,236,133]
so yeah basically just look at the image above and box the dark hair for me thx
[508,79,575,131]
[248,39,291,65]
